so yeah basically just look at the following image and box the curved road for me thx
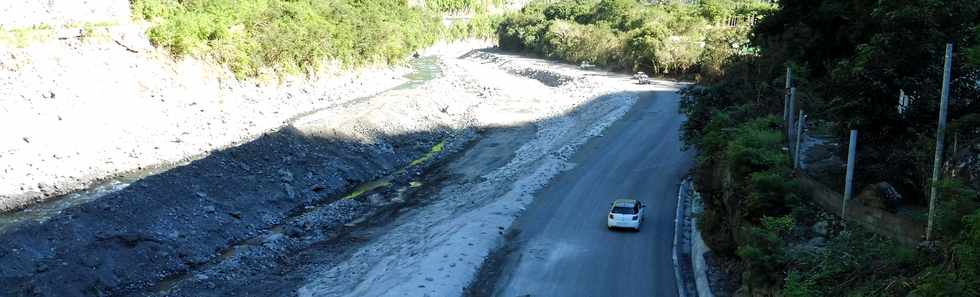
[492,89,694,297]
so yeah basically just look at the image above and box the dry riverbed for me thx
[0,38,670,296]
[0,26,417,212]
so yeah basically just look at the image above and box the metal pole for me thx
[927,43,954,241]
[843,130,858,218]
[787,87,797,138]
[794,111,805,170]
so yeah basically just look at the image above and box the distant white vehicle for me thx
[579,61,595,69]
[633,72,652,84]
[607,198,645,231]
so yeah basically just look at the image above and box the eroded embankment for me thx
[0,44,664,296]
[0,25,419,212]
[0,45,485,295]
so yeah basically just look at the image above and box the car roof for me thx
[611,199,638,207]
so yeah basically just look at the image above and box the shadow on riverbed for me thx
[0,88,662,296]
[0,121,460,296]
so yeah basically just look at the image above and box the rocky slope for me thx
[0,25,418,212]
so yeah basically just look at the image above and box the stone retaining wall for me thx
[798,175,924,245]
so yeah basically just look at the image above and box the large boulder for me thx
[952,144,980,190]
[855,182,903,212]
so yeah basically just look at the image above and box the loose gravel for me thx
[0,26,414,212]
[297,51,680,297]
[0,31,681,297]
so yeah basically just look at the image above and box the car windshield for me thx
[611,206,636,214]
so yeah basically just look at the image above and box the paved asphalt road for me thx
[494,89,694,297]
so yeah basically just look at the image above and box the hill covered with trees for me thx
[679,0,980,295]
[132,0,506,77]
[495,0,775,77]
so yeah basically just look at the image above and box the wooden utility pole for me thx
[927,43,954,241]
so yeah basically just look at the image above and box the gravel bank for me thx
[0,31,672,296]
[0,25,415,212]
[298,51,678,297]
[0,39,497,296]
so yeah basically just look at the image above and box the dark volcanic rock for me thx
[0,127,449,296]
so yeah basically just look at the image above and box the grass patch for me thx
[342,180,393,200]
[0,21,119,47]
[410,140,447,166]
[0,27,53,47]
[341,139,447,199]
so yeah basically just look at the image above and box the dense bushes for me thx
[913,211,980,296]
[692,113,800,258]
[685,113,804,295]
[133,0,440,77]
[754,0,980,199]
[680,0,980,295]
[445,14,504,41]
[784,229,929,296]
[738,215,793,293]
[496,0,775,76]
[427,0,504,13]
[133,0,501,78]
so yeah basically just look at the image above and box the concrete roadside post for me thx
[787,88,797,139]
[842,130,858,217]
[954,133,959,157]
[784,67,792,124]
[673,179,689,297]
[783,95,790,125]
[927,43,954,241]
[794,110,805,170]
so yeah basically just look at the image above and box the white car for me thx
[607,199,645,231]
[633,72,652,84]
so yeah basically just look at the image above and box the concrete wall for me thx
[798,176,924,245]
[0,0,131,29]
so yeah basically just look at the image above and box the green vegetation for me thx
[784,229,929,296]
[0,26,54,47]
[427,0,505,13]
[410,140,446,166]
[342,180,393,200]
[0,21,116,47]
[132,0,503,78]
[680,0,980,295]
[496,0,775,77]
[444,13,504,41]
[342,139,446,199]
[134,0,440,77]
